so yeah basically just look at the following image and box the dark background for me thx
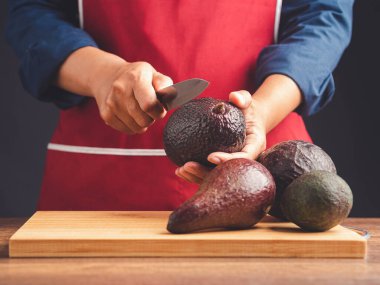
[1,1,379,217]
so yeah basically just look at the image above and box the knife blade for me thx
[156,78,209,110]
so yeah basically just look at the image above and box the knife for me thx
[156,78,209,110]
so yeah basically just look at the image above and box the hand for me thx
[175,90,267,184]
[57,47,174,134]
[92,61,173,134]
[208,90,267,162]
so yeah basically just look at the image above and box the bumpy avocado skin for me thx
[257,140,336,219]
[281,170,353,232]
[163,98,246,167]
[167,158,276,234]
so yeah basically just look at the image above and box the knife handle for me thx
[155,92,168,110]
[156,86,178,110]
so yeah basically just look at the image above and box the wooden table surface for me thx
[0,218,379,285]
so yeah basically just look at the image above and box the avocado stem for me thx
[212,103,226,114]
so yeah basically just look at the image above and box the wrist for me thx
[249,96,271,134]
[86,48,128,97]
[252,74,302,132]
[56,46,128,97]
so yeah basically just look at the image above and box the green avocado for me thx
[163,97,246,167]
[281,170,353,232]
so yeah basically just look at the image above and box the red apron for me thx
[38,0,311,210]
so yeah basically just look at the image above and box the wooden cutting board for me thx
[9,211,367,258]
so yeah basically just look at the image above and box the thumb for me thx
[229,90,252,109]
[152,72,174,91]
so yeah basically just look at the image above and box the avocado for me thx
[163,98,246,167]
[167,158,276,234]
[257,140,336,219]
[281,170,353,232]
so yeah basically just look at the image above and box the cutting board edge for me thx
[9,236,367,258]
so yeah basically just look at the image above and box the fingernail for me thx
[208,156,221,164]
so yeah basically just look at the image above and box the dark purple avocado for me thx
[163,97,246,167]
[167,158,276,234]
[257,140,336,219]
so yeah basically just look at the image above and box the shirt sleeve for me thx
[255,0,354,116]
[5,0,98,109]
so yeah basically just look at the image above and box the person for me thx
[6,0,354,210]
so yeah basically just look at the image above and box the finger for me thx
[176,166,203,184]
[152,72,174,91]
[123,96,154,128]
[175,167,203,184]
[114,113,148,134]
[134,76,166,120]
[229,90,252,109]
[208,134,265,163]
[106,91,148,134]
[183,161,211,179]
[240,134,266,159]
[101,108,134,134]
[208,151,252,164]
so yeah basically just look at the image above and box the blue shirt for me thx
[5,0,354,116]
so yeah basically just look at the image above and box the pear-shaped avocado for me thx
[257,140,336,219]
[167,158,276,234]
[163,98,246,167]
[281,170,353,232]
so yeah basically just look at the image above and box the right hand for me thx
[92,61,173,134]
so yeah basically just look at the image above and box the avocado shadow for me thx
[160,227,261,235]
[268,226,305,234]
[261,215,288,223]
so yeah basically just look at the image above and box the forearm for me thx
[56,46,126,97]
[256,0,353,116]
[252,74,302,133]
[5,0,98,108]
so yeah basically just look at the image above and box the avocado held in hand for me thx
[167,158,276,234]
[163,98,246,167]
[258,140,336,219]
[281,170,353,232]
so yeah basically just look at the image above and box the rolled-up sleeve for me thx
[255,0,354,116]
[5,0,98,109]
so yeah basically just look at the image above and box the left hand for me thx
[175,90,267,184]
